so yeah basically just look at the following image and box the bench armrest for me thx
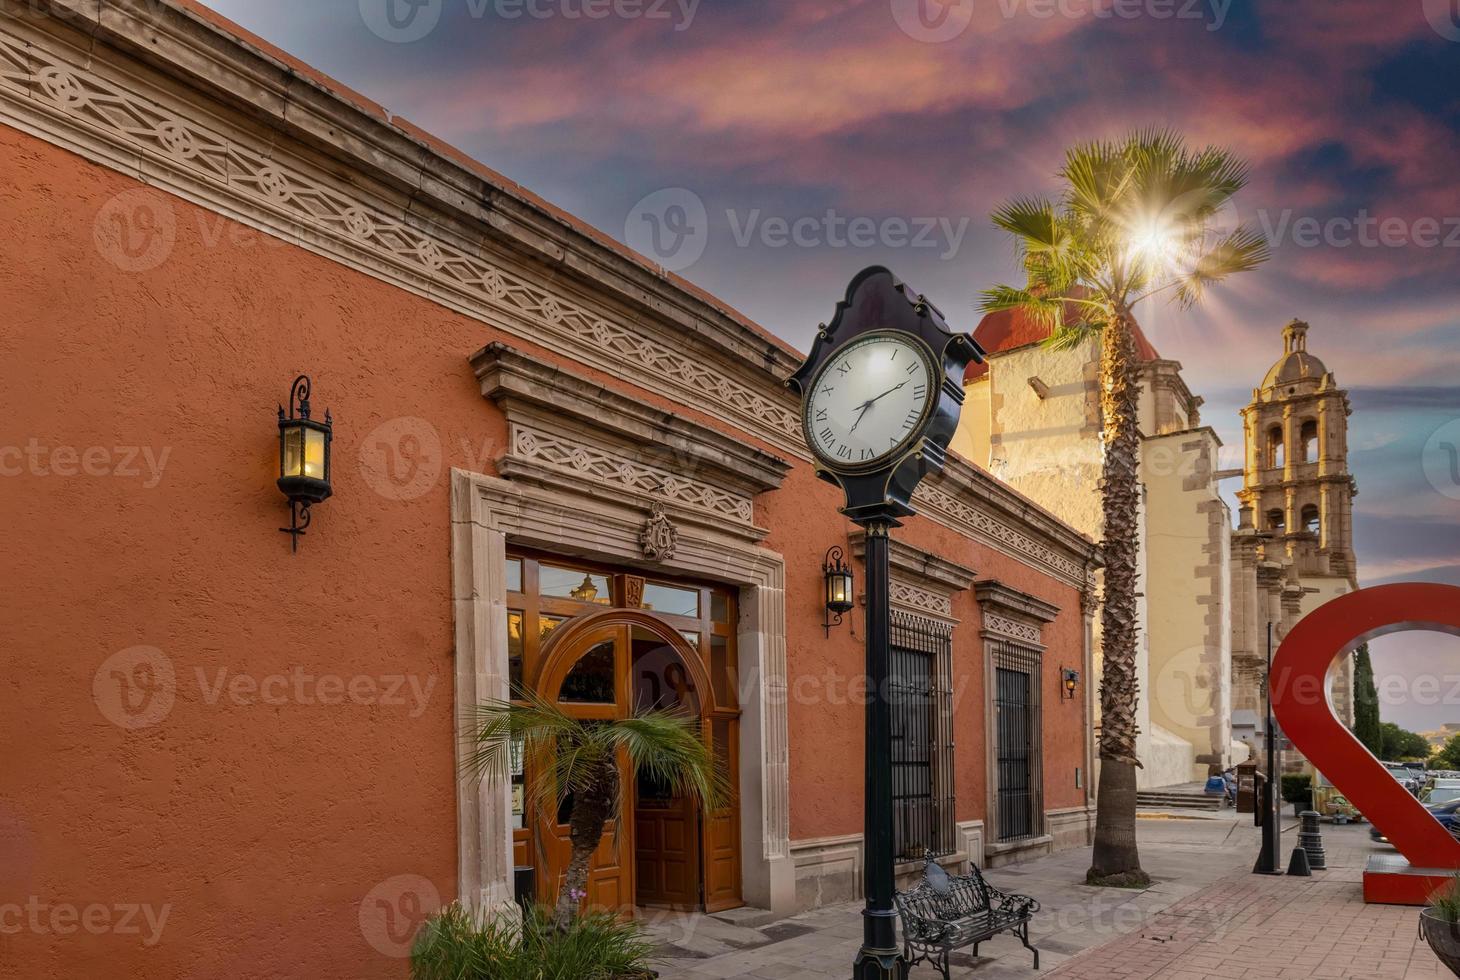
[989,886,1040,919]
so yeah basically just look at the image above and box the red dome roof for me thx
[965,303,1160,382]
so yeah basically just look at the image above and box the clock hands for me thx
[848,382,908,433]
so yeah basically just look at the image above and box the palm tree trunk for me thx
[552,764,618,931]
[1088,308,1150,886]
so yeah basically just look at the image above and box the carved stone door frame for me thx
[451,469,794,914]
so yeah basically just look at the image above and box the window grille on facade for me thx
[991,638,1044,843]
[889,610,956,861]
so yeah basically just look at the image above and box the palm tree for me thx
[465,690,725,930]
[982,128,1269,885]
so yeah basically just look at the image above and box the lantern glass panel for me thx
[303,427,327,480]
[281,425,305,479]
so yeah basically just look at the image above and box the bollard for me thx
[1298,810,1327,870]
[1287,844,1313,876]
[514,866,535,914]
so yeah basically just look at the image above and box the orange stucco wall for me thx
[0,122,1089,978]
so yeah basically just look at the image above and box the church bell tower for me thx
[1237,319,1357,578]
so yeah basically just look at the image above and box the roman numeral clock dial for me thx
[802,332,937,473]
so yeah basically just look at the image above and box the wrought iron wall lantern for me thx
[1061,668,1081,700]
[822,546,855,637]
[277,374,332,552]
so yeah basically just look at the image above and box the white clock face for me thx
[803,332,936,470]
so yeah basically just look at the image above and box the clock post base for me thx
[852,946,908,980]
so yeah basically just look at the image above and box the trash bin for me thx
[1236,760,1259,814]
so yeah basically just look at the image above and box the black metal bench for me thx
[893,854,1040,978]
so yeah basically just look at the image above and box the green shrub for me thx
[1429,875,1460,923]
[411,902,656,980]
[1280,773,1313,805]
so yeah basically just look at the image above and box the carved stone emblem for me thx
[639,502,678,561]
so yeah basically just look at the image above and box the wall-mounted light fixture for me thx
[822,546,855,637]
[1061,668,1080,701]
[277,374,332,552]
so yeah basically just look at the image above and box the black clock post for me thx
[787,267,983,980]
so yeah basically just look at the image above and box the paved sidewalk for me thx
[647,815,1450,979]
[1044,822,1447,980]
[648,810,1376,979]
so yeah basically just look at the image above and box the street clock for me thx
[787,266,984,524]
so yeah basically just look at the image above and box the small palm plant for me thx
[983,128,1269,886]
[465,690,725,931]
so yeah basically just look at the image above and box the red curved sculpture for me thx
[1271,583,1460,903]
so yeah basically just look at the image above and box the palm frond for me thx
[978,285,1069,334]
[460,690,580,785]
[990,196,1062,249]
[1173,225,1271,308]
[606,711,728,810]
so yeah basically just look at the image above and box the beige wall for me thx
[1143,429,1236,778]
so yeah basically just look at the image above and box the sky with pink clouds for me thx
[206,0,1460,732]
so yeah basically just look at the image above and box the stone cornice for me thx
[974,580,1062,624]
[472,343,790,499]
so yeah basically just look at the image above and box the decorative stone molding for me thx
[638,502,679,561]
[974,580,1061,649]
[451,470,793,912]
[472,343,789,542]
[849,532,977,624]
[983,613,1043,646]
[0,2,1099,589]
[889,580,954,619]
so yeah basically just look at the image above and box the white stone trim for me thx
[449,469,794,912]
[956,819,985,868]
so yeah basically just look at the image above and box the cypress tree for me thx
[1352,643,1382,757]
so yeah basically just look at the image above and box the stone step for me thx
[1136,793,1223,811]
[706,906,779,929]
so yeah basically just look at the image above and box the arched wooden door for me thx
[532,609,736,913]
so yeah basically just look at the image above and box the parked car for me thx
[1383,762,1422,795]
[1371,798,1460,843]
[1420,778,1460,805]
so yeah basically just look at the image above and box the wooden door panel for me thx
[702,718,742,912]
[635,798,699,909]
